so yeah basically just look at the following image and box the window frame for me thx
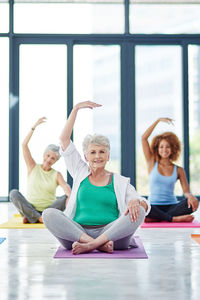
[1,0,200,200]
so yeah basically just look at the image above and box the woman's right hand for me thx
[74,101,102,111]
[158,117,174,125]
[32,117,47,130]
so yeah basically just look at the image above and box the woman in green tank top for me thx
[9,117,71,224]
[43,102,150,255]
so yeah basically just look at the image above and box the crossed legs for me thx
[42,207,145,254]
[146,199,197,222]
[10,189,67,223]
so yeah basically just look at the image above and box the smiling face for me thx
[42,150,58,170]
[85,143,110,170]
[158,139,172,159]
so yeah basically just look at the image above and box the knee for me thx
[9,189,19,202]
[42,208,55,222]
[42,208,61,224]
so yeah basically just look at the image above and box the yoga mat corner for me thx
[0,237,6,245]
[0,214,45,229]
[54,236,148,259]
[141,220,200,228]
[191,234,200,245]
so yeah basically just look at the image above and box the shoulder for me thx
[30,164,39,172]
[177,165,184,172]
[114,173,130,184]
[177,166,185,177]
[56,171,63,178]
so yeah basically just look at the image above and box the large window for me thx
[189,45,200,195]
[135,45,183,195]
[14,0,124,34]
[19,45,67,195]
[74,45,121,174]
[130,2,200,34]
[1,1,200,200]
[0,1,9,33]
[0,38,9,197]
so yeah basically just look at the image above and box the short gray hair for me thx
[44,144,61,160]
[82,134,110,155]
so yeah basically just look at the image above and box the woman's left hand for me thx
[187,194,199,212]
[125,199,141,222]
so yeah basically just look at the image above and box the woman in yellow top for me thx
[10,117,71,224]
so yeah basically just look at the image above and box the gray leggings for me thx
[42,207,145,250]
[9,189,67,223]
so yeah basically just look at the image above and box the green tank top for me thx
[27,164,58,212]
[74,176,119,225]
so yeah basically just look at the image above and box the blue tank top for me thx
[148,161,178,205]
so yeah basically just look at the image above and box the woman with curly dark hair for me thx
[142,118,199,222]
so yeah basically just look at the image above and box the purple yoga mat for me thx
[53,236,148,259]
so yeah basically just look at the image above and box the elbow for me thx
[59,136,69,152]
[22,141,26,149]
[141,134,147,142]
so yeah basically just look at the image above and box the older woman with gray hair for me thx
[10,117,71,224]
[43,102,150,254]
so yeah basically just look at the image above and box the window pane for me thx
[0,2,9,33]
[189,45,200,195]
[74,45,121,174]
[19,45,67,195]
[136,46,183,196]
[130,3,200,34]
[14,2,124,34]
[0,38,9,198]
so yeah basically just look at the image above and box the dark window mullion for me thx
[121,42,136,185]
[182,44,190,183]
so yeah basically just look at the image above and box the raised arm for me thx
[22,117,46,175]
[59,101,102,151]
[141,118,173,171]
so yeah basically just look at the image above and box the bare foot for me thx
[98,241,113,253]
[23,217,30,224]
[172,215,194,223]
[72,241,94,255]
[144,217,161,223]
[37,216,43,223]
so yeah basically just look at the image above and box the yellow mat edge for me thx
[0,214,45,229]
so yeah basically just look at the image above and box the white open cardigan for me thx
[60,141,151,219]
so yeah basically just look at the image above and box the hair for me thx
[44,144,61,160]
[150,131,181,162]
[82,134,110,155]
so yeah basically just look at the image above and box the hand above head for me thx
[60,101,101,151]
[32,117,47,130]
[22,117,47,173]
[158,117,174,125]
[74,101,102,111]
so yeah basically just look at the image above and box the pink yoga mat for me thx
[54,236,148,259]
[141,220,200,228]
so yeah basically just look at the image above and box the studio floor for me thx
[0,202,200,300]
